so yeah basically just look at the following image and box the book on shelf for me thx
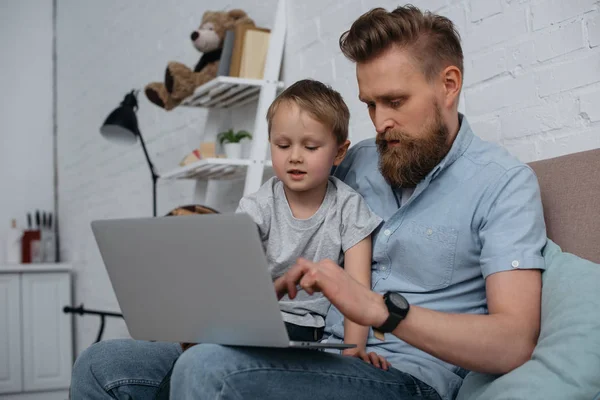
[239,27,271,79]
[228,23,256,77]
[217,30,235,77]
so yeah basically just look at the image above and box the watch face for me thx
[388,293,409,310]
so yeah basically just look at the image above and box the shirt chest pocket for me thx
[391,221,458,290]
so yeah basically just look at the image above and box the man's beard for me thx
[376,105,450,188]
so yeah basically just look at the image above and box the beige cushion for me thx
[528,148,600,264]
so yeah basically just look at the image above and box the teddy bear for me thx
[145,9,255,111]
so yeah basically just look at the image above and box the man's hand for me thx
[274,258,388,328]
[342,347,390,370]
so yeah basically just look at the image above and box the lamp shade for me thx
[100,90,140,145]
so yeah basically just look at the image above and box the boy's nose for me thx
[289,149,303,163]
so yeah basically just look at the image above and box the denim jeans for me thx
[70,339,442,400]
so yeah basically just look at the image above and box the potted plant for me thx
[217,129,252,159]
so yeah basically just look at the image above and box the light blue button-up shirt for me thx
[326,115,547,400]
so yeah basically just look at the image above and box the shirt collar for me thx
[429,113,474,180]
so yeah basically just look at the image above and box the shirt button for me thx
[426,228,433,235]
[511,260,520,268]
[384,229,391,236]
[381,266,386,271]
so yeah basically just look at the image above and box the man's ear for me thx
[441,65,462,109]
[333,140,351,166]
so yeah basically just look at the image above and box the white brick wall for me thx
[0,0,54,262]
[57,0,600,353]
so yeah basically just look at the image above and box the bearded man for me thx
[71,5,546,400]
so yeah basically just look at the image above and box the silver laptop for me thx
[91,213,354,350]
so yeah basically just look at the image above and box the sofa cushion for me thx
[528,148,600,264]
[456,239,600,400]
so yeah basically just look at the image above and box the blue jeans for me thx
[70,339,442,399]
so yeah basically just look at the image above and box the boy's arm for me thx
[342,236,372,350]
[341,236,389,369]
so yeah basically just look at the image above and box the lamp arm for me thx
[137,131,159,179]
[137,130,159,216]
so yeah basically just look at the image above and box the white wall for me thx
[56,0,600,353]
[285,0,600,159]
[0,1,54,262]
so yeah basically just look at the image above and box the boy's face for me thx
[269,101,349,194]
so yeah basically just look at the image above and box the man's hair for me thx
[266,79,350,144]
[339,5,463,81]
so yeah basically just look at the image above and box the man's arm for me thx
[385,269,541,374]
[275,258,541,375]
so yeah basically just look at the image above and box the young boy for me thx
[236,79,384,362]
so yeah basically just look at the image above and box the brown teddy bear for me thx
[145,10,255,111]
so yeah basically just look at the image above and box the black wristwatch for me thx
[374,292,410,336]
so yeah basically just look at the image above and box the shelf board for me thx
[0,263,72,273]
[160,158,272,181]
[180,76,284,109]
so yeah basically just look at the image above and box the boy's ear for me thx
[333,140,351,166]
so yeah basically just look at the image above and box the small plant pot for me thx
[223,142,242,159]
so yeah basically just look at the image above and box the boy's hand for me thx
[342,347,390,370]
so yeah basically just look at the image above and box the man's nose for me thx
[373,110,394,135]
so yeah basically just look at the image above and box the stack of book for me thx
[217,24,271,79]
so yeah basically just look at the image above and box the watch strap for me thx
[376,311,403,333]
[373,292,409,339]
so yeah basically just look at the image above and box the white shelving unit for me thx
[160,0,286,207]
[180,77,284,109]
[161,157,273,181]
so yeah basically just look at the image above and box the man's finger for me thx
[273,276,288,300]
[299,275,315,295]
[285,263,309,299]
[299,267,324,295]
[274,267,302,300]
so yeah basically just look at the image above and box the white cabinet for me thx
[0,265,72,398]
[0,275,22,394]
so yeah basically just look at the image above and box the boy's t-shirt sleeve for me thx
[338,184,383,252]
[236,194,271,241]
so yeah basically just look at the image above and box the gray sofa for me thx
[529,148,600,264]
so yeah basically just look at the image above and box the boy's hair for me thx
[339,5,463,82]
[266,79,349,144]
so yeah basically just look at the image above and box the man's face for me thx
[357,46,451,188]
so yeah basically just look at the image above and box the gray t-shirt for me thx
[236,176,383,328]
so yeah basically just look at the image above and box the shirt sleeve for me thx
[478,165,547,278]
[340,190,383,252]
[236,195,270,242]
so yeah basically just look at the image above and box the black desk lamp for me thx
[100,90,159,216]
